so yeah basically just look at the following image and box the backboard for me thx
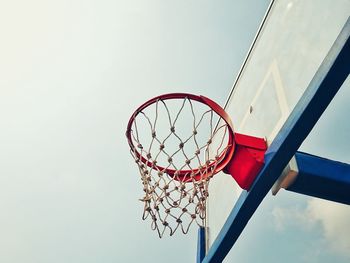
[206,0,350,260]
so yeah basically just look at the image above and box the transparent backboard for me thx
[206,0,350,255]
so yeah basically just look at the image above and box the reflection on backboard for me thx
[206,0,350,260]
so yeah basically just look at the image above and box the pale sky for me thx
[0,1,349,262]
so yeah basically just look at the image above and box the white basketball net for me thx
[129,97,230,237]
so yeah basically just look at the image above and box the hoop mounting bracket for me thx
[223,133,267,190]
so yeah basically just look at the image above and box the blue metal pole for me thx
[197,227,206,263]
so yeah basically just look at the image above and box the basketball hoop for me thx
[126,93,267,237]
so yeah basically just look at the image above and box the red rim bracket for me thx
[223,133,267,190]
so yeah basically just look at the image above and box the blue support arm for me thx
[286,152,350,205]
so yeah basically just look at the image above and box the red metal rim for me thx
[126,93,236,180]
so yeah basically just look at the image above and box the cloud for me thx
[272,198,350,259]
[307,199,350,257]
[271,205,312,232]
